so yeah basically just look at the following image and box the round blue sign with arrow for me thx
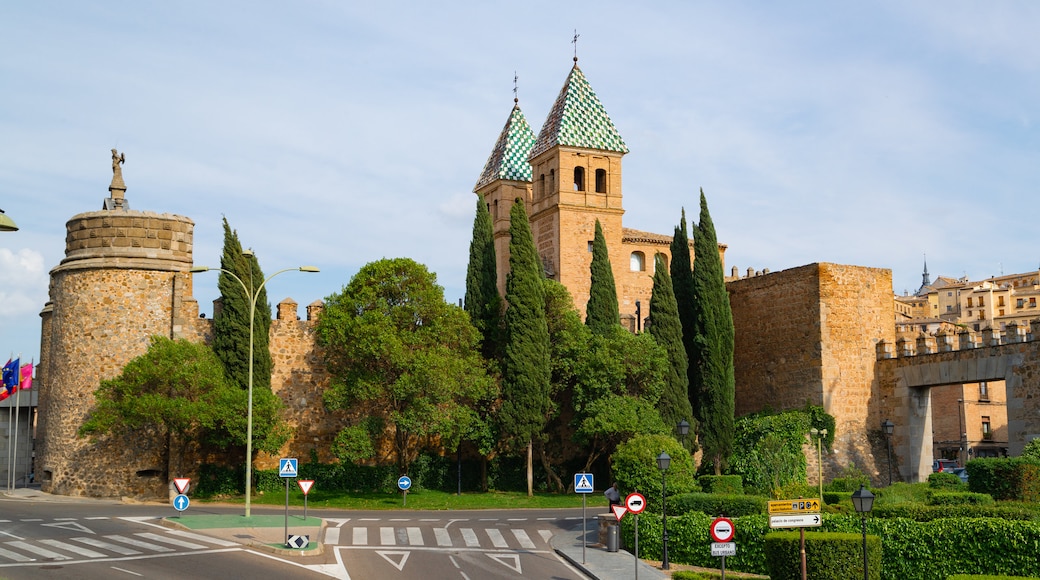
[397,476,412,491]
[173,494,190,512]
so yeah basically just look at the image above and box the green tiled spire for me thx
[531,65,628,158]
[474,104,536,191]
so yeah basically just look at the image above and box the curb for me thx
[159,517,326,557]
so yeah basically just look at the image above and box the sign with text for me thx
[711,542,737,557]
[769,513,823,528]
[767,498,821,514]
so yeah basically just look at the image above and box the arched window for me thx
[654,253,669,272]
[630,251,646,272]
[539,174,545,197]
[573,167,585,191]
[595,169,607,193]
[549,169,555,192]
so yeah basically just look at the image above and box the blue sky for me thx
[3,2,1040,363]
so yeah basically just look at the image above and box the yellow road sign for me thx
[768,498,822,514]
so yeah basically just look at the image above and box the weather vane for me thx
[513,71,518,103]
[572,29,580,62]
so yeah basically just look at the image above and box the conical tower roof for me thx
[531,64,628,158]
[474,104,537,191]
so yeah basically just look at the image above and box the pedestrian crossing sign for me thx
[574,473,594,493]
[279,457,298,478]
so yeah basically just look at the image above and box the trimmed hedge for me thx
[929,472,966,490]
[698,475,743,495]
[872,503,1038,522]
[947,576,1040,580]
[967,458,1040,502]
[668,492,766,517]
[927,490,995,507]
[764,531,881,580]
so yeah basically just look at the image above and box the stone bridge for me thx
[876,321,1040,482]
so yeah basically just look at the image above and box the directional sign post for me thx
[769,514,823,528]
[768,498,822,514]
[398,475,412,507]
[298,480,314,520]
[574,473,593,564]
[173,493,190,512]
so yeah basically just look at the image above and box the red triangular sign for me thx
[298,480,315,495]
[173,478,190,494]
[611,505,628,521]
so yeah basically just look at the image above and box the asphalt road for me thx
[0,495,590,579]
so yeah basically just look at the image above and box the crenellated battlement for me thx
[877,319,1040,359]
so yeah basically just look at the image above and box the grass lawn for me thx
[198,488,593,511]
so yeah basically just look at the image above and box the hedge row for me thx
[871,503,1038,522]
[621,513,1040,579]
[764,531,881,580]
[698,475,743,495]
[967,458,1040,501]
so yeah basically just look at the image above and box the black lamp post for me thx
[881,419,895,486]
[657,451,671,570]
[851,484,875,580]
[677,419,690,449]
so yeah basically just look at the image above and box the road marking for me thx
[353,527,368,545]
[0,545,35,562]
[0,520,9,523]
[54,517,77,521]
[419,518,440,522]
[487,553,522,574]
[0,530,24,540]
[111,566,143,576]
[511,529,536,549]
[166,530,239,548]
[359,518,379,521]
[6,540,71,561]
[85,517,110,520]
[380,527,395,545]
[376,550,410,571]
[70,537,141,555]
[461,528,479,547]
[507,518,526,522]
[42,521,95,534]
[434,528,451,546]
[406,527,423,546]
[324,527,340,545]
[19,519,42,522]
[389,518,409,522]
[539,530,553,543]
[485,528,508,548]
[135,532,207,550]
[40,539,107,558]
[104,535,174,553]
[325,518,350,527]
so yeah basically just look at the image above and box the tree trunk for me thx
[537,440,564,493]
[526,439,533,497]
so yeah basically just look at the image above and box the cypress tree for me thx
[212,217,272,393]
[464,198,501,358]
[585,219,620,335]
[648,254,694,436]
[691,190,735,475]
[670,209,700,422]
[500,200,551,497]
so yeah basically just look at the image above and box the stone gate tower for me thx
[36,152,200,497]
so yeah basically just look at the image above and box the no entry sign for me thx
[710,517,735,543]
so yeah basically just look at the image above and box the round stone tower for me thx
[36,153,199,497]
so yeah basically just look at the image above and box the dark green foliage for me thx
[691,191,735,475]
[967,457,1040,501]
[464,199,502,359]
[317,258,497,474]
[697,475,744,495]
[585,219,620,335]
[648,254,695,434]
[926,490,995,506]
[610,434,697,512]
[870,503,1038,522]
[669,209,699,421]
[668,492,765,517]
[929,471,967,490]
[212,217,272,394]
[765,531,881,580]
[1022,438,1040,460]
[500,200,551,494]
[947,575,1040,579]
[826,465,872,493]
[729,407,833,493]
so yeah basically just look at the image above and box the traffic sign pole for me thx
[582,492,586,564]
[633,513,639,580]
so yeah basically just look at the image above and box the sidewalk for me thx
[551,523,667,580]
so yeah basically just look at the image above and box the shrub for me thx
[826,464,870,492]
[967,457,1040,501]
[947,576,1040,580]
[611,434,697,511]
[773,482,818,500]
[669,492,766,517]
[699,475,743,495]
[927,491,995,507]
[929,472,966,490]
[764,531,881,580]
[872,503,1037,522]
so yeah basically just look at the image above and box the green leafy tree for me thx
[212,217,272,394]
[585,219,620,335]
[691,190,736,475]
[669,209,700,425]
[79,336,288,485]
[648,254,695,435]
[464,198,502,359]
[317,258,496,475]
[610,433,697,511]
[1023,438,1040,460]
[500,200,552,496]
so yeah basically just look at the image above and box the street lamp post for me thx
[677,419,690,449]
[851,484,875,580]
[881,419,895,486]
[656,451,671,570]
[809,427,827,500]
[190,257,318,518]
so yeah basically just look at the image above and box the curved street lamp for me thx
[190,256,318,517]
[0,209,18,232]
[881,419,895,486]
[656,451,671,570]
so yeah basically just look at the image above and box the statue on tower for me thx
[105,149,129,210]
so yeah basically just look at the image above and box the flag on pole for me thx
[19,362,32,390]
[0,358,15,401]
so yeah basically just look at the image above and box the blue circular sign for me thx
[173,493,190,511]
[397,476,412,491]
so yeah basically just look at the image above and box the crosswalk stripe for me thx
[0,545,34,562]
[353,527,368,546]
[434,528,451,547]
[71,537,141,555]
[104,535,174,553]
[461,528,479,547]
[6,540,71,561]
[135,532,207,550]
[39,539,107,559]
[166,530,239,548]
[324,527,340,545]
[485,528,508,548]
[406,527,423,546]
[380,527,395,545]
[538,530,553,543]
[512,529,536,549]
